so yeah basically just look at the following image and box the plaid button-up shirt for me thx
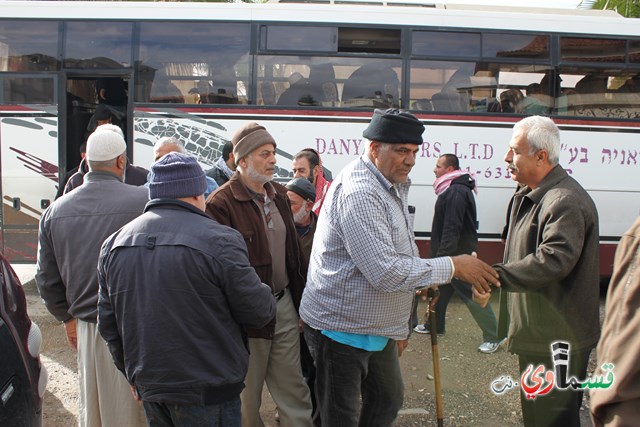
[300,155,453,340]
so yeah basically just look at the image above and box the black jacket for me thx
[97,199,276,404]
[430,174,478,257]
[63,158,148,194]
[205,164,232,187]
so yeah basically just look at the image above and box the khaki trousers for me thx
[241,289,313,427]
[77,320,147,427]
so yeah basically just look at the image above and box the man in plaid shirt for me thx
[300,108,500,427]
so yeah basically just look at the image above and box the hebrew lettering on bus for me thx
[567,147,589,164]
[601,148,638,166]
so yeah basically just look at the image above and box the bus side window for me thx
[342,63,399,108]
[150,78,184,104]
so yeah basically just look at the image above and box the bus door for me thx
[62,75,131,190]
[0,75,58,262]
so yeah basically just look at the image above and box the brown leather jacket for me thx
[205,173,307,339]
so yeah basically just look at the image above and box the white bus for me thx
[1,1,639,276]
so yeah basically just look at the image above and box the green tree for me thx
[589,0,640,17]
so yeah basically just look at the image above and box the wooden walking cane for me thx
[426,287,444,427]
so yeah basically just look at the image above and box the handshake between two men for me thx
[450,252,500,308]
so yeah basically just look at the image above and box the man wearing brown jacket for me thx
[590,216,640,426]
[205,123,312,427]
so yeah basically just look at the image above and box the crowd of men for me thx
[35,109,638,427]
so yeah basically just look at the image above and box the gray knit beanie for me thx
[362,108,425,145]
[149,152,207,199]
[232,122,277,161]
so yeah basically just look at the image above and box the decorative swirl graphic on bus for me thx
[134,116,294,179]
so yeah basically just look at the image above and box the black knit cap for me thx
[362,108,425,145]
[286,177,316,202]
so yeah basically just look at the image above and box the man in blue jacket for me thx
[97,152,276,427]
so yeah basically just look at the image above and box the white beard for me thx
[293,205,309,225]
[246,160,273,186]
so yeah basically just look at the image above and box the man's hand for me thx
[397,339,409,357]
[63,318,78,351]
[427,286,440,309]
[451,254,500,294]
[130,385,141,402]
[471,286,491,308]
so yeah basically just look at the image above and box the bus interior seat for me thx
[575,74,609,94]
[571,74,609,111]
[431,91,467,112]
[261,81,276,105]
[342,64,399,107]
[411,99,432,111]
[276,72,321,106]
[210,68,239,104]
[308,63,339,104]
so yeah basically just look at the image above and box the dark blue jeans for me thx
[301,324,321,427]
[309,328,404,427]
[142,396,241,427]
[413,279,499,342]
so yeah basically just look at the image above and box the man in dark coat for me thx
[494,116,600,427]
[414,154,502,354]
[206,140,235,186]
[98,152,276,426]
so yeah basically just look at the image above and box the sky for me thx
[447,0,584,9]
